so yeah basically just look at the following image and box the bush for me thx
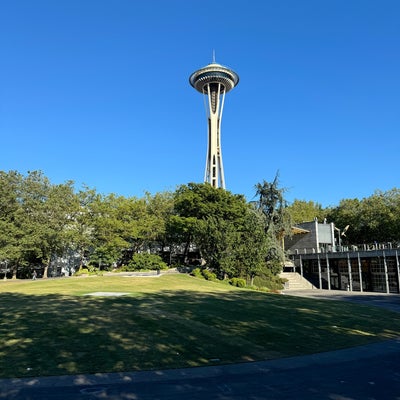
[201,269,217,281]
[253,269,284,291]
[190,268,218,281]
[127,253,168,271]
[229,277,246,288]
[74,268,103,276]
[191,268,203,279]
[74,268,89,276]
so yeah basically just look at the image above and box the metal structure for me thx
[189,57,239,189]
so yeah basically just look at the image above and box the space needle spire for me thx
[189,56,239,189]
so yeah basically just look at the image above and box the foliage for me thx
[253,269,285,291]
[74,267,103,276]
[223,207,268,284]
[287,199,327,224]
[253,174,292,277]
[229,277,246,288]
[190,268,203,279]
[254,173,292,236]
[201,269,217,281]
[190,267,217,281]
[127,253,168,271]
[173,183,249,275]
[5,169,399,283]
[0,172,293,283]
[327,188,400,244]
[0,171,79,278]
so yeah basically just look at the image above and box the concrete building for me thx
[285,220,336,255]
[285,221,400,294]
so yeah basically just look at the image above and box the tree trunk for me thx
[43,256,51,279]
[11,265,17,280]
[250,275,255,286]
[78,248,85,271]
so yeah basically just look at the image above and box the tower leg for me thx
[204,83,225,189]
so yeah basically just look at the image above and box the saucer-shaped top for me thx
[189,63,239,94]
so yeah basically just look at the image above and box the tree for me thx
[231,207,268,285]
[0,171,24,277]
[328,189,400,244]
[195,215,238,274]
[66,186,98,272]
[287,199,327,224]
[173,183,249,272]
[254,175,292,273]
[19,173,78,278]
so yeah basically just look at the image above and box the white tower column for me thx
[204,82,226,188]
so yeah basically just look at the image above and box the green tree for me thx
[328,189,400,244]
[195,216,238,274]
[254,175,292,273]
[23,173,78,278]
[66,186,98,272]
[90,194,135,267]
[287,199,327,224]
[0,171,24,277]
[232,207,268,285]
[173,183,249,273]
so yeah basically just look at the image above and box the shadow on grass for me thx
[1,290,399,379]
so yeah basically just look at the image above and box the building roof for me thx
[291,226,310,234]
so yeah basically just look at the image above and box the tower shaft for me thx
[204,82,225,188]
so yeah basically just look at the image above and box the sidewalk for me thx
[281,288,400,313]
[2,338,400,399]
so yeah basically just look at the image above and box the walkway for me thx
[282,288,400,313]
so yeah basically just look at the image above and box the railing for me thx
[287,242,400,255]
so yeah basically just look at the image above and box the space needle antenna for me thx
[189,58,239,189]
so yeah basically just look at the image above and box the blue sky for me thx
[1,0,399,207]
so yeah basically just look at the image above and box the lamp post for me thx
[334,225,349,252]
[334,227,341,251]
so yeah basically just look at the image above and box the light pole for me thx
[334,225,349,251]
[335,227,341,250]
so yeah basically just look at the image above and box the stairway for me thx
[279,272,316,290]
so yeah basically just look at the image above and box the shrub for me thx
[253,269,284,291]
[202,269,217,281]
[229,277,246,288]
[74,268,103,276]
[74,268,89,276]
[127,253,168,271]
[191,268,203,279]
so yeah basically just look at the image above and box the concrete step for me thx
[280,272,315,290]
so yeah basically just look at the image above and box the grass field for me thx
[1,274,399,379]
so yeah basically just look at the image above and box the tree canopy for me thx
[1,169,399,282]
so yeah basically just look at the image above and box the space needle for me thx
[189,56,239,189]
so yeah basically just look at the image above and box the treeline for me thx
[1,170,399,282]
[287,189,400,245]
[0,171,290,284]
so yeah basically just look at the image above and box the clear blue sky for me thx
[1,1,399,207]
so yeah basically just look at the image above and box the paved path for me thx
[282,288,400,313]
[1,290,400,399]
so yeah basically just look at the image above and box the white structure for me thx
[189,58,239,189]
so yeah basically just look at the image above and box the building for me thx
[285,220,336,255]
[285,221,400,294]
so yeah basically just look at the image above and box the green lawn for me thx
[1,274,399,379]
